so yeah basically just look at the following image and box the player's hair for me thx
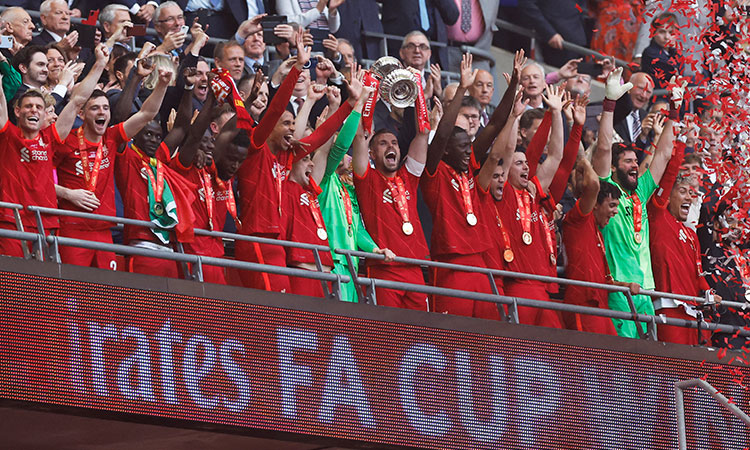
[237,75,255,94]
[597,180,622,204]
[99,4,129,25]
[652,12,678,30]
[13,89,45,109]
[84,89,109,107]
[460,95,482,112]
[232,129,251,148]
[519,108,545,130]
[368,129,398,150]
[683,153,702,166]
[113,51,138,77]
[13,45,46,73]
[143,54,176,90]
[611,142,639,167]
[214,40,243,62]
[211,103,236,122]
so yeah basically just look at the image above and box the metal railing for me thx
[675,378,750,450]
[2,203,750,342]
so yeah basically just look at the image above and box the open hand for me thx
[604,67,633,101]
[459,53,478,89]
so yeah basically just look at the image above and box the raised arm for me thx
[548,95,588,202]
[593,67,633,177]
[174,91,218,166]
[651,140,686,208]
[0,73,7,129]
[55,44,109,140]
[164,68,208,154]
[122,66,174,138]
[648,79,685,185]
[577,157,601,215]
[112,43,154,125]
[425,53,476,175]
[294,83,327,140]
[535,85,566,191]
[476,87,527,190]
[473,49,526,159]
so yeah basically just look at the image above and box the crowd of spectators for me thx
[0,0,749,351]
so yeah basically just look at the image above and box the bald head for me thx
[629,72,654,110]
[1,7,35,47]
[469,69,494,108]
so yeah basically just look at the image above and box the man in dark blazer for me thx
[516,0,587,68]
[31,0,73,47]
[334,0,383,61]
[379,0,459,67]
[175,0,259,40]
[613,72,655,150]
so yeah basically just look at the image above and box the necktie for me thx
[630,110,642,143]
[294,97,304,115]
[210,0,222,10]
[256,0,266,14]
[418,0,431,31]
[461,0,472,33]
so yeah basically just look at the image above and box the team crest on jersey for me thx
[381,188,411,204]
[272,162,288,181]
[450,177,474,192]
[74,147,111,176]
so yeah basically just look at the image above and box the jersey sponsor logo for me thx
[381,188,411,204]
[198,186,218,202]
[450,177,474,192]
[678,227,688,243]
[299,192,311,206]
[515,209,544,223]
[20,147,49,162]
[139,166,149,180]
[214,189,230,202]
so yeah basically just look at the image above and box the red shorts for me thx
[58,226,117,270]
[656,307,710,346]
[288,271,328,298]
[432,253,501,320]
[0,222,43,258]
[367,264,429,311]
[235,239,290,293]
[504,280,563,328]
[128,254,180,278]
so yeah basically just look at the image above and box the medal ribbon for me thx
[517,188,532,237]
[630,193,643,234]
[684,225,704,275]
[492,203,512,255]
[274,160,285,216]
[142,159,165,204]
[386,175,411,228]
[307,192,326,238]
[77,127,104,191]
[447,166,475,220]
[541,212,556,265]
[412,71,431,133]
[340,185,353,229]
[596,228,613,282]
[199,168,215,230]
[214,175,242,230]
[362,71,380,135]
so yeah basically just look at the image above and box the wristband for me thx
[603,98,616,112]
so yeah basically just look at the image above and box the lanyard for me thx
[596,228,613,282]
[630,192,643,244]
[541,210,557,266]
[385,174,413,235]
[307,190,328,241]
[214,174,241,230]
[142,159,165,203]
[77,127,104,191]
[446,166,477,226]
[684,225,704,275]
[492,203,513,262]
[516,187,533,245]
[340,184,353,236]
[199,168,215,231]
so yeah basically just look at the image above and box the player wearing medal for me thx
[0,44,110,257]
[52,57,179,270]
[352,89,432,310]
[420,54,502,319]
[496,82,567,328]
[649,139,718,345]
[234,34,357,293]
[592,69,686,338]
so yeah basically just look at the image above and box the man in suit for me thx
[444,0,498,73]
[31,0,73,47]
[9,45,67,122]
[613,72,654,149]
[0,7,36,59]
[380,0,459,67]
[178,0,257,40]
[516,0,587,68]
[334,0,383,61]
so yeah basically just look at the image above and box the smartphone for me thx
[74,23,97,49]
[127,24,147,37]
[261,15,287,46]
[180,25,189,35]
[0,35,13,49]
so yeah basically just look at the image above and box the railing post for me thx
[31,208,48,260]
[192,256,204,282]
[12,208,30,259]
[675,384,687,450]
[48,235,61,263]
[312,248,332,299]
[624,290,648,340]
[330,273,343,301]
[343,252,365,303]
[174,242,193,280]
[508,297,519,324]
[487,271,508,321]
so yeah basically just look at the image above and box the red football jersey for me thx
[354,162,429,265]
[283,178,334,267]
[169,158,228,258]
[420,161,491,258]
[561,201,610,307]
[53,124,128,230]
[649,202,709,296]
[115,142,171,244]
[0,123,61,228]
[497,181,557,284]
[476,185,506,274]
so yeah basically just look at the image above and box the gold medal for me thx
[522,231,533,245]
[317,228,328,241]
[402,222,414,235]
[634,231,642,244]
[466,213,477,226]
[153,202,164,216]
[503,249,514,263]
[550,254,557,265]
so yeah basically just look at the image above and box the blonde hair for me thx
[143,54,177,90]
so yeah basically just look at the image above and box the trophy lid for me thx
[370,56,404,79]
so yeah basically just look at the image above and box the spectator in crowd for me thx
[333,0,383,61]
[182,0,251,40]
[214,40,246,82]
[613,72,654,149]
[32,0,73,47]
[593,68,685,339]
[99,5,133,49]
[11,45,68,116]
[519,62,545,109]
[0,7,36,58]
[517,0,587,68]
[641,12,683,91]
[468,69,494,126]
[445,0,498,73]
[381,0,459,67]
[242,28,268,75]
[517,108,544,150]
[152,1,189,57]
[457,95,482,139]
[277,0,343,50]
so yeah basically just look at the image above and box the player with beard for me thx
[649,141,718,345]
[234,34,361,293]
[561,158,621,335]
[593,69,685,338]
[420,54,502,319]
[52,60,183,270]
[0,44,110,257]
[351,94,431,309]
[496,83,566,328]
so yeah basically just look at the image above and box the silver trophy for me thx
[370,56,419,108]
